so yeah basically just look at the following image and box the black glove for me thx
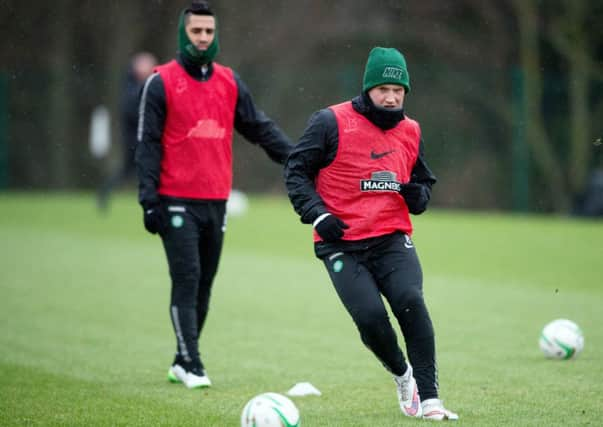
[399,183,431,215]
[314,214,350,242]
[143,204,167,235]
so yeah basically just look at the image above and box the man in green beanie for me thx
[136,0,293,390]
[285,47,458,421]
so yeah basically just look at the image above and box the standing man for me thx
[98,52,157,211]
[136,0,293,389]
[284,47,458,421]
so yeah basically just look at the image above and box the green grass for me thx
[1,192,602,426]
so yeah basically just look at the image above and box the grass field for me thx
[1,192,602,426]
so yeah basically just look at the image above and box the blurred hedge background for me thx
[1,0,602,213]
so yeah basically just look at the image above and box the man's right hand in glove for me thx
[313,213,350,242]
[143,204,167,235]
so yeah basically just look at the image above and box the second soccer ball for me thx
[539,318,584,360]
[241,392,300,427]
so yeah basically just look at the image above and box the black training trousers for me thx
[321,232,439,400]
[159,199,226,368]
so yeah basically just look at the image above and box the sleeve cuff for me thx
[312,213,331,228]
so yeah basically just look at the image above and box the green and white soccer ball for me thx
[227,189,249,217]
[539,319,584,360]
[241,392,300,427]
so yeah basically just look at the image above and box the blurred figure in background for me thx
[97,51,158,211]
[136,1,292,389]
[573,166,603,217]
[285,47,458,421]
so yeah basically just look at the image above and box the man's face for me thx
[185,14,216,51]
[368,84,405,109]
[132,53,157,82]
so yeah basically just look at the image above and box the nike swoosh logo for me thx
[370,149,395,159]
[403,387,420,416]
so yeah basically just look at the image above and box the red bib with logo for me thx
[156,60,238,199]
[314,101,421,242]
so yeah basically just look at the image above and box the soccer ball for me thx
[227,189,249,217]
[241,392,300,427]
[539,319,584,360]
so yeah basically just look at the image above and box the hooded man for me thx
[98,51,157,211]
[135,0,293,389]
[284,47,458,421]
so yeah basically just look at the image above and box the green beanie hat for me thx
[362,47,410,93]
[178,2,220,66]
